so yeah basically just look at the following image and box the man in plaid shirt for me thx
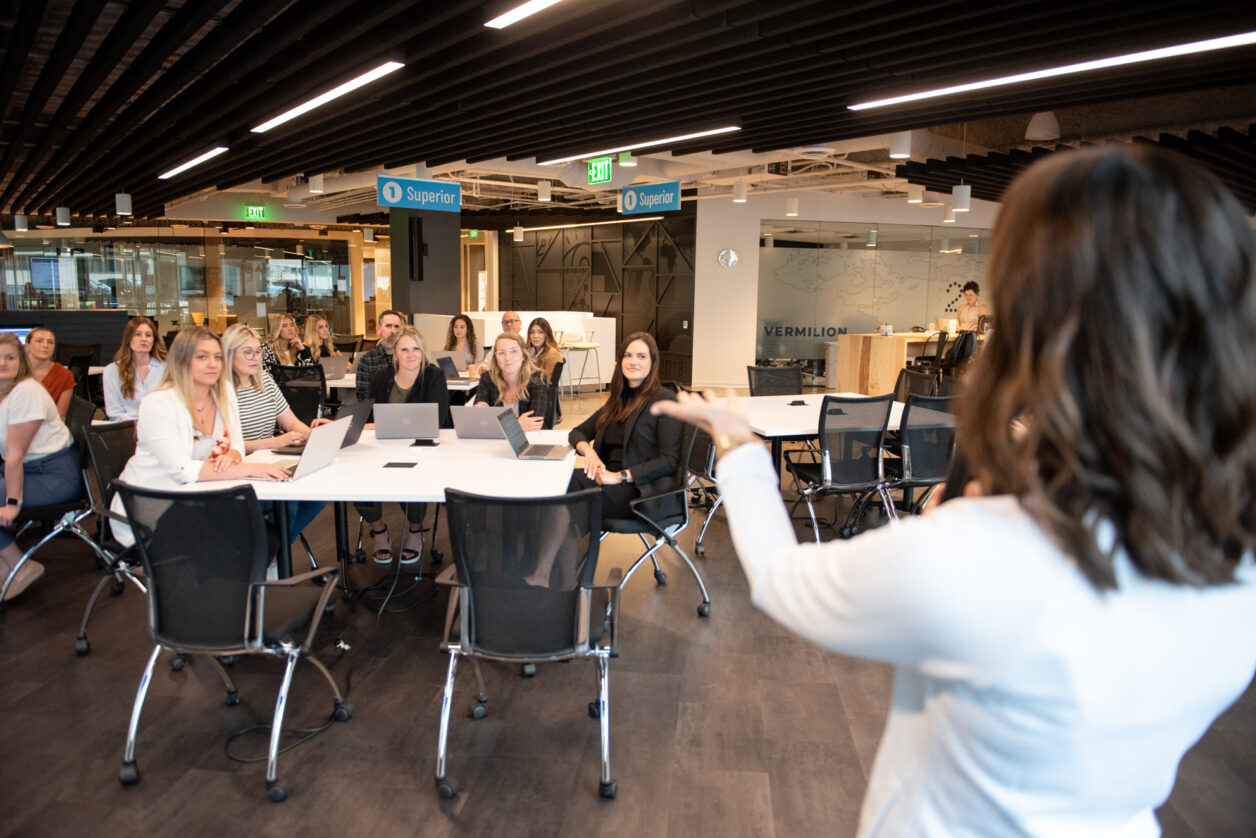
[354,309,407,400]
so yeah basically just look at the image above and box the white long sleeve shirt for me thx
[716,443,1256,837]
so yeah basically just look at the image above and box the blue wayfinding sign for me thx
[621,181,680,215]
[377,175,461,212]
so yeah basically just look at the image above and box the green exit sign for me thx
[244,205,266,221]
[468,230,479,238]
[587,157,613,185]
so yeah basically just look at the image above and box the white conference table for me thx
[203,428,575,576]
[328,373,478,393]
[741,392,906,474]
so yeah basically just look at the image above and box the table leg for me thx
[771,438,783,476]
[274,500,292,577]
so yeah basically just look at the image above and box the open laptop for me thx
[374,402,440,441]
[451,404,511,439]
[496,409,570,460]
[262,415,352,481]
[432,351,474,381]
[319,354,349,380]
[274,398,374,454]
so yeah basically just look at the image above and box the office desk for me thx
[242,429,575,576]
[829,333,933,395]
[742,393,905,474]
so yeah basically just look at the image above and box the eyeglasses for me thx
[503,318,521,325]
[238,349,261,359]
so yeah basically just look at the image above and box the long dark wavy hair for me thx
[443,313,479,354]
[596,331,662,430]
[959,145,1256,590]
[112,316,167,399]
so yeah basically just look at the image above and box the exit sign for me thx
[244,205,266,220]
[468,230,479,238]
[587,157,613,185]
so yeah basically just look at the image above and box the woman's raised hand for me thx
[651,389,752,440]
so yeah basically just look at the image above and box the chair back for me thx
[661,380,680,394]
[893,367,937,401]
[114,482,269,650]
[332,334,363,355]
[941,330,977,374]
[976,314,993,335]
[271,364,326,424]
[444,488,603,658]
[687,426,716,482]
[64,354,92,400]
[55,342,97,366]
[817,394,893,488]
[897,395,957,483]
[935,375,962,397]
[65,394,96,442]
[544,360,565,427]
[84,421,137,527]
[747,365,803,396]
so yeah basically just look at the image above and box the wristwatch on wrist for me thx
[6,497,21,508]
[715,431,760,460]
[619,469,630,483]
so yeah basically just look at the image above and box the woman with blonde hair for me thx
[473,331,551,431]
[442,313,482,368]
[302,314,340,361]
[261,314,316,375]
[359,325,449,564]
[103,316,166,420]
[0,333,83,601]
[653,146,1256,836]
[110,326,289,547]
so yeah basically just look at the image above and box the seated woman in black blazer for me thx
[361,325,449,565]
[567,332,683,521]
[474,332,552,430]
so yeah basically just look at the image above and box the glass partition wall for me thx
[756,220,990,361]
[0,227,367,336]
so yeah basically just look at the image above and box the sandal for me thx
[400,525,423,565]
[370,525,392,564]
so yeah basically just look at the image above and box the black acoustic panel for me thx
[536,270,564,310]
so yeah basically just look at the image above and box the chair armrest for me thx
[434,563,461,587]
[627,484,690,531]
[590,566,623,589]
[254,566,340,587]
[586,568,622,654]
[252,566,340,651]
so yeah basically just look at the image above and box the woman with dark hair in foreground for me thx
[655,146,1256,837]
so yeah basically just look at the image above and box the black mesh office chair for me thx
[601,424,711,617]
[686,427,723,557]
[548,359,565,425]
[113,482,348,803]
[270,363,327,424]
[881,394,957,516]
[940,330,978,377]
[64,354,93,401]
[783,394,896,542]
[76,420,144,657]
[0,396,108,607]
[435,487,621,800]
[746,365,803,396]
[935,375,962,397]
[55,342,96,366]
[331,334,363,355]
[910,332,948,375]
[976,314,993,335]
[893,367,938,401]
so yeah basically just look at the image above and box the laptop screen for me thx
[495,409,529,454]
[435,355,460,379]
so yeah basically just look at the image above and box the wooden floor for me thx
[2,399,1254,836]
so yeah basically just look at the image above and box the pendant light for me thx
[785,197,799,217]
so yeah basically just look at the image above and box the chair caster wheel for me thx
[354,550,367,563]
[225,689,239,706]
[654,570,667,585]
[470,700,487,720]
[695,545,706,557]
[341,588,354,603]
[588,701,601,719]
[436,776,459,799]
[430,548,443,564]
[312,574,327,586]
[111,579,126,596]
[333,701,353,722]
[119,761,140,787]
[324,601,336,614]
[170,655,185,672]
[218,655,236,666]
[697,602,711,618]
[267,782,287,803]
[598,779,618,799]
[75,636,90,656]
[520,664,536,678]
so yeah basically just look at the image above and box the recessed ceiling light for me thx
[849,31,1256,110]
[538,126,741,165]
[251,61,405,133]
[158,147,229,179]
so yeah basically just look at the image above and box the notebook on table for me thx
[496,409,570,460]
[258,415,352,481]
[451,404,511,439]
[318,354,349,380]
[374,402,440,441]
[274,398,373,454]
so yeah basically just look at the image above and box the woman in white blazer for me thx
[112,326,289,546]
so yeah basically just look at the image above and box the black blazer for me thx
[568,387,683,521]
[474,371,553,429]
[368,362,451,428]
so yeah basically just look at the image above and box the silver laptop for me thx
[264,415,352,481]
[432,351,472,380]
[274,399,374,454]
[451,404,511,439]
[496,409,570,460]
[374,402,440,440]
[319,354,349,380]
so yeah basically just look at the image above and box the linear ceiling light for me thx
[485,0,566,29]
[849,30,1256,110]
[251,61,405,133]
[521,216,663,232]
[538,126,741,165]
[158,146,229,179]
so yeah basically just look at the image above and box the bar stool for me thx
[560,331,601,398]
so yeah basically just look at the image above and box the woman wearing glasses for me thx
[111,327,290,548]
[654,147,1256,836]
[103,316,166,421]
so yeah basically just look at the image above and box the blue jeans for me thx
[0,445,84,549]
[262,500,325,544]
